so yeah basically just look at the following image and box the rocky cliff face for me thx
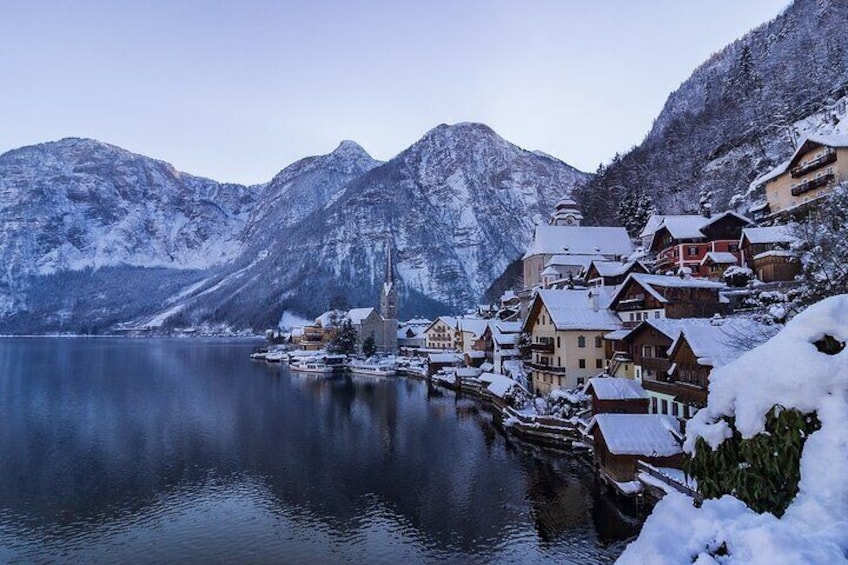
[574,0,848,228]
[0,124,587,332]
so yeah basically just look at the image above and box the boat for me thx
[249,347,270,360]
[290,354,347,374]
[265,349,288,363]
[348,358,397,377]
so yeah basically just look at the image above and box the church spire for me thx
[380,242,398,320]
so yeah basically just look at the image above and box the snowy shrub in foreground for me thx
[618,294,848,564]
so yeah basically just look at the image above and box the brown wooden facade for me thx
[610,277,726,327]
[592,432,683,483]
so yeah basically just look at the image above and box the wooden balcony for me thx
[790,150,836,178]
[527,361,566,374]
[640,356,671,373]
[791,173,834,196]
[531,342,554,353]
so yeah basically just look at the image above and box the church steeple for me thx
[380,243,398,320]
[550,196,583,226]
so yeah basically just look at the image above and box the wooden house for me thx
[588,414,683,483]
[608,273,727,327]
[739,226,800,283]
[582,259,649,287]
[583,377,649,416]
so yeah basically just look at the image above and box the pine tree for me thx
[328,319,358,355]
[362,335,377,357]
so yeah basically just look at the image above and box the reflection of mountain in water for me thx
[0,339,633,562]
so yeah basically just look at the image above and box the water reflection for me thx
[0,338,635,563]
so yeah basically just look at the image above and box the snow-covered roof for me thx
[602,329,632,341]
[479,372,522,399]
[639,214,696,239]
[346,307,376,325]
[315,310,345,327]
[611,273,725,306]
[428,353,462,364]
[541,265,560,277]
[649,212,751,249]
[741,225,797,245]
[588,259,644,278]
[584,377,649,400]
[589,414,682,456]
[752,249,795,261]
[535,289,622,331]
[668,318,778,368]
[479,361,494,372]
[700,251,738,265]
[458,318,489,338]
[545,253,607,268]
[523,225,633,260]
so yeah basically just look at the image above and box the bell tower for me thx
[380,244,398,321]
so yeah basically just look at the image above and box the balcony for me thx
[791,173,835,196]
[531,342,554,353]
[526,361,566,374]
[615,295,646,311]
[790,150,836,178]
[640,356,671,373]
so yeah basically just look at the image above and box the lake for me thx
[0,338,639,563]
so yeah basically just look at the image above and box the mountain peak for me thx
[331,139,372,159]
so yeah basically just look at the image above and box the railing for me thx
[526,362,566,374]
[637,461,702,502]
[791,173,835,196]
[790,149,836,178]
[530,342,554,353]
[640,356,671,372]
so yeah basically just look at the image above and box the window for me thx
[596,359,603,369]
[629,313,635,322]
[577,336,586,348]
[595,336,602,348]
[654,311,660,319]
[729,243,738,252]
[557,336,561,348]
[579,359,586,369]
[661,399,668,414]
[651,397,658,413]
[642,345,652,357]
[557,357,561,367]
[688,246,698,256]
[672,403,679,417]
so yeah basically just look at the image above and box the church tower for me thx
[380,244,398,321]
[550,197,583,226]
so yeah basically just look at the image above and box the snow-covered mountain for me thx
[170,123,588,329]
[574,0,848,227]
[0,124,587,332]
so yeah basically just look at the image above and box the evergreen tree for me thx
[328,319,357,355]
[362,335,377,358]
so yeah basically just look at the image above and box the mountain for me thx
[169,123,588,329]
[574,0,848,229]
[0,124,587,333]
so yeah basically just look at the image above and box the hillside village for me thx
[269,132,847,506]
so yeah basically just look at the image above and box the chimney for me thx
[588,289,599,312]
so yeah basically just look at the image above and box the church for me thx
[348,245,399,354]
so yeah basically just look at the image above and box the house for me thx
[427,352,463,376]
[608,273,727,327]
[346,307,396,354]
[739,226,800,283]
[658,319,778,418]
[587,414,683,484]
[582,259,649,287]
[583,377,649,416]
[522,289,622,393]
[522,225,633,289]
[424,317,459,350]
[639,214,699,251]
[647,211,751,276]
[611,318,689,387]
[699,252,739,281]
[456,318,490,354]
[480,320,522,374]
[298,309,345,350]
[751,134,848,218]
[397,318,431,350]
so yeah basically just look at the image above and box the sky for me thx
[1,0,790,185]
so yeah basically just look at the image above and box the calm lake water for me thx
[0,338,639,563]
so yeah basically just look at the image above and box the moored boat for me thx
[348,358,397,377]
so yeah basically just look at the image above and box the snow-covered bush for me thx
[538,388,587,419]
[723,265,754,287]
[619,294,848,563]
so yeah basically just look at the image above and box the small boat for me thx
[348,358,397,377]
[250,347,270,360]
[290,360,334,374]
[265,350,288,363]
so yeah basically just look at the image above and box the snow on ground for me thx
[619,295,848,564]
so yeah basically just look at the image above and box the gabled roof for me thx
[457,318,489,339]
[587,259,648,279]
[639,214,696,239]
[609,273,725,307]
[347,307,377,325]
[423,316,459,334]
[584,377,649,400]
[526,289,621,332]
[588,414,682,456]
[648,212,751,250]
[740,226,798,246]
[700,252,738,266]
[668,318,779,368]
[523,225,633,260]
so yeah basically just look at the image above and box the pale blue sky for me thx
[1,0,790,184]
